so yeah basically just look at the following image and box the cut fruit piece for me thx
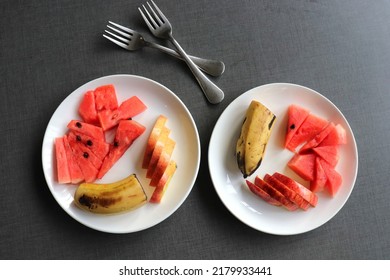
[63,136,84,184]
[67,131,109,161]
[69,144,99,183]
[118,96,147,120]
[254,176,298,211]
[272,172,318,207]
[286,114,329,151]
[264,174,310,210]
[285,104,310,148]
[150,160,177,203]
[78,90,99,125]
[97,96,147,131]
[150,138,176,186]
[55,137,71,184]
[97,120,145,179]
[288,153,316,181]
[320,159,343,197]
[319,124,347,146]
[68,139,103,170]
[310,157,327,193]
[142,115,168,169]
[299,122,336,153]
[67,120,105,142]
[245,180,281,206]
[146,126,170,178]
[93,84,118,111]
[236,100,276,178]
[313,145,339,167]
[74,173,147,214]
[97,109,121,132]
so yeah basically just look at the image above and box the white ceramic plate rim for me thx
[208,83,358,235]
[42,74,200,233]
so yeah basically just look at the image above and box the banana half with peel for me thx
[236,100,276,178]
[74,174,147,214]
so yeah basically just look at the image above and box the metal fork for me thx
[139,0,224,104]
[103,21,225,77]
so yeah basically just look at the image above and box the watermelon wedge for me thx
[78,90,99,125]
[254,176,298,211]
[285,105,310,149]
[68,139,103,170]
[310,157,327,192]
[288,153,316,181]
[320,159,342,196]
[97,120,145,179]
[67,120,105,143]
[94,84,118,111]
[97,96,147,131]
[55,137,71,184]
[264,174,310,210]
[286,114,328,151]
[67,131,109,161]
[272,172,318,207]
[313,145,339,167]
[319,124,347,146]
[63,136,84,184]
[68,142,99,183]
[245,180,281,206]
[299,122,335,153]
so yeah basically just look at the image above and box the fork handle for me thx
[167,36,224,104]
[146,41,225,77]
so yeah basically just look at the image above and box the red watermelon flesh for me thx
[285,104,310,149]
[118,96,147,119]
[310,157,327,192]
[286,114,329,151]
[320,159,342,196]
[254,176,298,211]
[94,84,118,111]
[67,131,109,161]
[67,120,105,143]
[288,153,316,181]
[299,122,335,153]
[97,120,146,179]
[97,96,147,131]
[68,139,103,170]
[78,90,99,125]
[264,174,310,210]
[63,136,84,184]
[319,124,347,146]
[97,109,121,132]
[55,137,71,184]
[67,139,99,183]
[313,145,339,167]
[246,180,281,206]
[272,172,318,207]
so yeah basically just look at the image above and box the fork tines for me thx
[103,21,133,49]
[138,0,168,31]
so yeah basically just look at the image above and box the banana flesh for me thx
[74,174,147,214]
[236,100,276,178]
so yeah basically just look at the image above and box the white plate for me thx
[42,74,200,233]
[209,83,358,235]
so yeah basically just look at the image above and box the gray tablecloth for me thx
[1,0,389,259]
